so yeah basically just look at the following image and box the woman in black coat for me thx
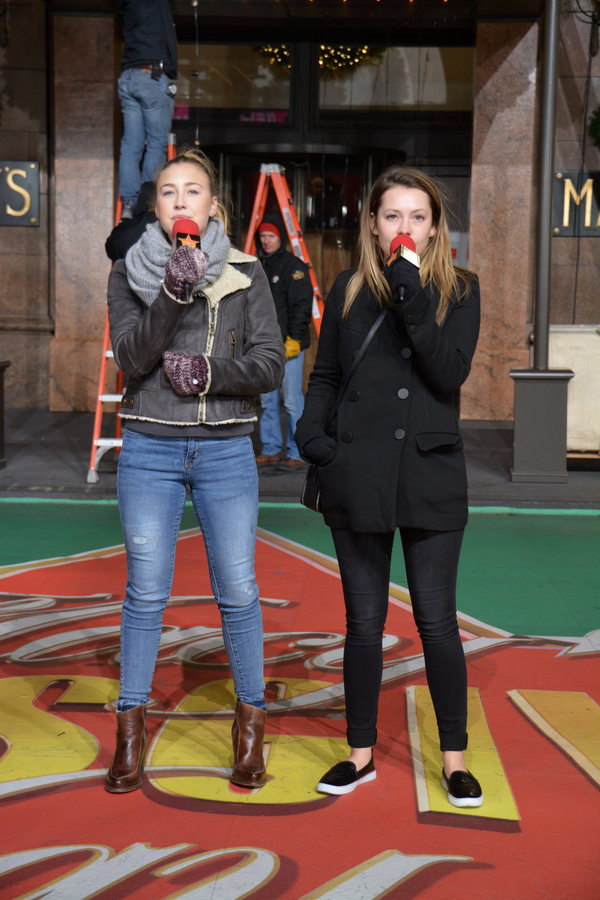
[295,167,482,808]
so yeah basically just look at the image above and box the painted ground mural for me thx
[0,502,599,899]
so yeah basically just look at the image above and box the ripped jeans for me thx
[116,429,265,710]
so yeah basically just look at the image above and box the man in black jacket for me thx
[255,213,313,468]
[115,0,177,219]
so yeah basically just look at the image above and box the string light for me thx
[257,44,383,74]
[256,44,292,69]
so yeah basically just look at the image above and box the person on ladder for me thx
[115,0,178,221]
[254,213,312,468]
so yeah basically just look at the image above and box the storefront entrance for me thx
[223,151,370,296]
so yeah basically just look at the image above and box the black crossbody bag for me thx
[300,309,389,512]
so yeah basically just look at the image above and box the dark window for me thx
[175,45,291,126]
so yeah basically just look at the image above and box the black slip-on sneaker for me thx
[441,769,483,808]
[316,755,376,795]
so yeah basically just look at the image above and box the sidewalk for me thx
[0,408,598,507]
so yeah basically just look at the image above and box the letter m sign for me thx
[553,170,600,236]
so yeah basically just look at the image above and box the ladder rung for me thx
[100,393,125,402]
[96,438,123,447]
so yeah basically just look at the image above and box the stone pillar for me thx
[50,14,115,411]
[0,0,51,409]
[461,22,540,421]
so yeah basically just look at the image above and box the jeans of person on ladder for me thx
[117,69,174,212]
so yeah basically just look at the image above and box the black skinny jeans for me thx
[331,527,467,752]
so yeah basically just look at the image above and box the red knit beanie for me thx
[258,221,281,239]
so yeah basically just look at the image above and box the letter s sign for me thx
[0,161,39,227]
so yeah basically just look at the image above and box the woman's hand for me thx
[163,350,209,395]
[163,246,210,303]
[383,256,421,304]
[302,435,337,466]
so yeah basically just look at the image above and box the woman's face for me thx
[155,162,218,241]
[370,185,436,258]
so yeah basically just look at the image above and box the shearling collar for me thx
[201,248,255,307]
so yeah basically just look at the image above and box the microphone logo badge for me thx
[172,218,201,251]
[179,234,199,248]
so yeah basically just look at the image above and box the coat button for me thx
[394,429,406,440]
[342,432,353,443]
[401,348,412,359]
[406,315,414,323]
[397,388,409,400]
[350,390,360,402]
[409,325,417,334]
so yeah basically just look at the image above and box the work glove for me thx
[163,246,209,303]
[301,435,337,466]
[162,351,209,395]
[382,255,421,305]
[284,336,302,361]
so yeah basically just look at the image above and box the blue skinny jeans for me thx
[116,429,265,711]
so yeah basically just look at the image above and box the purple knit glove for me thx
[163,246,210,303]
[162,351,209,395]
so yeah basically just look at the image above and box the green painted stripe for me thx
[1,498,598,516]
[257,503,600,516]
[468,506,600,515]
[0,498,120,505]
[259,502,306,509]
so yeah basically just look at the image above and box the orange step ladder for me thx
[243,163,325,334]
[85,310,125,483]
[86,135,177,484]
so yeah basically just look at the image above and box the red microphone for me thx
[172,217,201,251]
[171,218,201,304]
[386,234,418,267]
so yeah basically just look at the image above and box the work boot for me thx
[231,701,267,788]
[105,705,148,793]
[120,200,135,221]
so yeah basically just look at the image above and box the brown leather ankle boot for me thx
[231,701,267,788]
[105,705,148,793]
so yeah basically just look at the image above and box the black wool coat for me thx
[295,269,481,533]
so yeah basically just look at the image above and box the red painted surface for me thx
[0,533,598,899]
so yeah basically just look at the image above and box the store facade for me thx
[0,0,598,419]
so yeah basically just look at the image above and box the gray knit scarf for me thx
[125,217,231,307]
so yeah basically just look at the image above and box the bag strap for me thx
[327,308,388,429]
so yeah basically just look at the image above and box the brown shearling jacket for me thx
[108,248,285,427]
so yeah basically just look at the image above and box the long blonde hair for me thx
[344,167,472,324]
[154,146,231,234]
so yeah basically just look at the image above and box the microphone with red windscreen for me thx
[386,234,420,269]
[171,218,201,303]
[172,217,201,251]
